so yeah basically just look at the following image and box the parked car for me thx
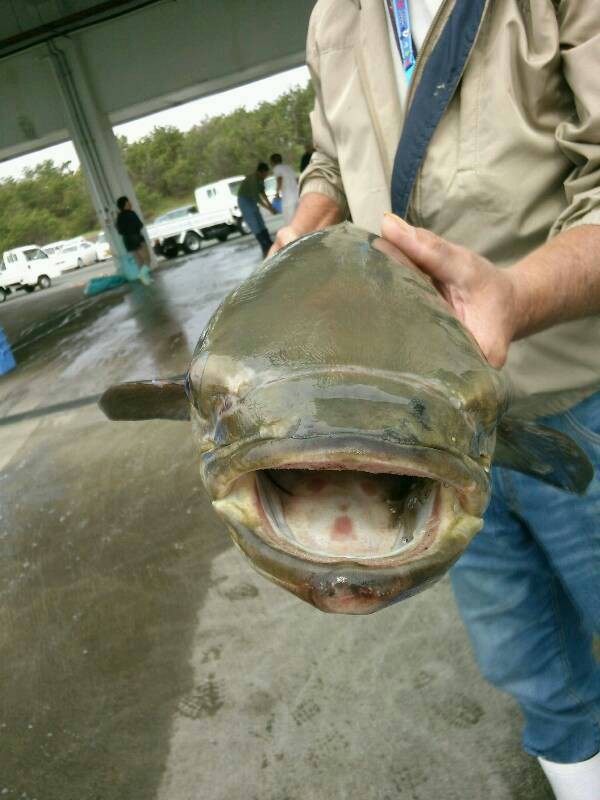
[154,205,198,224]
[147,180,249,259]
[0,245,63,302]
[192,176,250,242]
[42,240,68,258]
[95,232,112,262]
[54,240,97,271]
[147,205,202,258]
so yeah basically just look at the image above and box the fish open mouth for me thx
[256,468,439,561]
[206,437,489,612]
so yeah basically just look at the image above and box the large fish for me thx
[100,224,592,614]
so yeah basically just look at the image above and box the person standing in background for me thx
[237,163,276,257]
[115,196,152,284]
[270,154,299,225]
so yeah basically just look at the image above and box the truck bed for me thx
[146,208,236,243]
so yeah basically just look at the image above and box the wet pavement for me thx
[0,235,552,800]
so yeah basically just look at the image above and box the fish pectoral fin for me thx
[494,416,593,495]
[99,380,190,421]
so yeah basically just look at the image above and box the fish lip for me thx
[202,434,490,514]
[221,508,472,615]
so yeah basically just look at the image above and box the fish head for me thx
[186,224,506,614]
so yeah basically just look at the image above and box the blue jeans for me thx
[238,196,267,236]
[451,392,600,763]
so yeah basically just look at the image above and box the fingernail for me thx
[384,212,416,236]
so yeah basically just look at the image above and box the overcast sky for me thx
[0,65,310,182]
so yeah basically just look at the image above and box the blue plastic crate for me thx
[0,326,16,375]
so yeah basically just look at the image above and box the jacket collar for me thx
[391,0,489,217]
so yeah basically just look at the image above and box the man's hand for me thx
[268,225,302,257]
[381,214,517,368]
[268,192,345,258]
[382,214,600,369]
[258,193,276,216]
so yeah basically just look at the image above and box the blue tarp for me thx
[0,326,16,375]
[84,275,128,296]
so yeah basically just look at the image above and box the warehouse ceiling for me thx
[0,0,162,59]
[0,0,314,161]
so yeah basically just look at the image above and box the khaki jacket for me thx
[300,0,600,414]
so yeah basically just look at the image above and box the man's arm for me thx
[269,192,345,254]
[269,4,349,257]
[381,214,600,368]
[275,176,283,199]
[258,192,275,214]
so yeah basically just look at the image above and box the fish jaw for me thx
[208,438,489,614]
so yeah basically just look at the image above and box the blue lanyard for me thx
[386,0,417,83]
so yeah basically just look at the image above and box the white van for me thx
[53,239,97,271]
[0,245,63,302]
[42,240,68,258]
[193,175,246,241]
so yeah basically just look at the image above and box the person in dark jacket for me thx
[115,196,151,276]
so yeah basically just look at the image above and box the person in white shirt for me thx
[269,153,299,225]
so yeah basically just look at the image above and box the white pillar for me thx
[45,37,154,274]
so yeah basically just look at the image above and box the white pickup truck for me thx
[147,175,252,259]
[0,245,62,302]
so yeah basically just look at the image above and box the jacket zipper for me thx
[402,0,453,223]
[405,0,453,113]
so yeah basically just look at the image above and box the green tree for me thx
[0,82,315,254]
[0,160,95,254]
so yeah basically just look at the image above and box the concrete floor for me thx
[0,233,553,800]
